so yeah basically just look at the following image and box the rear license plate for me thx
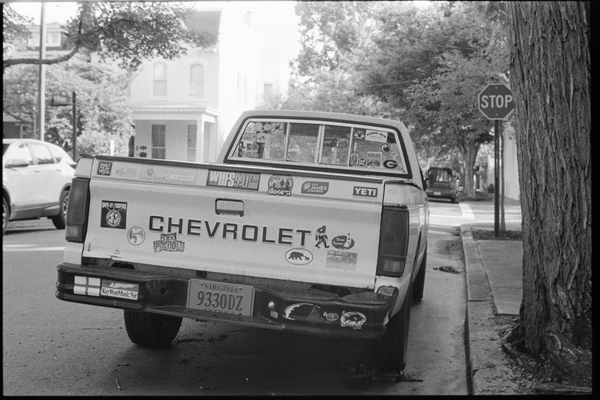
[434,191,441,196]
[187,280,255,316]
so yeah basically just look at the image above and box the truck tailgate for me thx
[82,159,384,289]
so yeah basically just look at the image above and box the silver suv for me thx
[3,139,76,235]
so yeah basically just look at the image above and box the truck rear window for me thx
[229,119,409,174]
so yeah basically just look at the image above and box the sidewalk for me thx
[461,222,524,395]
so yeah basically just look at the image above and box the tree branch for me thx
[3,41,84,73]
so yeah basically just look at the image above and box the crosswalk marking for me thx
[459,203,475,219]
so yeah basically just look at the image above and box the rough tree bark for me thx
[505,2,591,386]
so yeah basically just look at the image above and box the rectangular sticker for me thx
[301,181,329,195]
[207,170,260,190]
[100,201,127,229]
[97,161,112,176]
[100,280,139,300]
[326,250,358,271]
[365,130,388,143]
[353,186,378,198]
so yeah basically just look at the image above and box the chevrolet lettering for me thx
[56,110,429,373]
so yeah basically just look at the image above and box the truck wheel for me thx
[412,245,427,303]
[374,283,412,372]
[124,310,182,347]
[52,189,69,230]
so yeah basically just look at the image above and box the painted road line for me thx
[3,245,64,252]
[459,203,474,219]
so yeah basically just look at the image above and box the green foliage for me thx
[3,61,134,156]
[293,1,383,75]
[3,1,217,72]
[2,3,32,54]
[282,1,510,196]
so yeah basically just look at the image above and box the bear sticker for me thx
[285,248,313,265]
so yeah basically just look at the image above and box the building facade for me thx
[122,1,297,163]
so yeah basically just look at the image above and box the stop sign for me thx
[478,84,514,120]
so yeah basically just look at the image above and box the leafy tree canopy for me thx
[3,60,135,155]
[3,1,217,72]
[2,3,33,54]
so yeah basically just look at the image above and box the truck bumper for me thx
[56,263,397,340]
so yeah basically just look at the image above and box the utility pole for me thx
[38,3,46,141]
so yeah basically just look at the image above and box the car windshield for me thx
[229,119,409,175]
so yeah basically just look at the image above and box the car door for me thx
[29,142,62,208]
[3,142,43,213]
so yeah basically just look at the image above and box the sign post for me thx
[51,90,77,160]
[478,83,514,237]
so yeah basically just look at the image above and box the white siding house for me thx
[124,1,297,163]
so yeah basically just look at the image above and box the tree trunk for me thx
[462,142,479,198]
[506,1,591,386]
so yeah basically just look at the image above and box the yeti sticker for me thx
[285,248,313,265]
[315,225,330,248]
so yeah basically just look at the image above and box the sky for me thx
[8,1,304,25]
[9,1,79,25]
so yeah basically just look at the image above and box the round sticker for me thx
[383,159,398,169]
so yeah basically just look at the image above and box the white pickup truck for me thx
[56,110,429,372]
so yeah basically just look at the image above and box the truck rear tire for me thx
[412,246,427,303]
[373,283,412,372]
[124,310,182,347]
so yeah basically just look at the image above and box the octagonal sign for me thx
[478,84,514,120]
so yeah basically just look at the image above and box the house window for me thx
[190,64,204,98]
[153,63,167,97]
[187,125,197,161]
[151,124,166,159]
[263,83,273,103]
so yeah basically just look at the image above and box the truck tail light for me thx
[377,206,409,277]
[66,177,90,243]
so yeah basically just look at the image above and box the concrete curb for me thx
[461,224,520,395]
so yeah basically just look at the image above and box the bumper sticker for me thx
[285,248,313,265]
[127,226,146,246]
[153,233,185,252]
[326,250,358,271]
[331,234,355,250]
[267,174,293,196]
[101,201,127,229]
[284,303,324,322]
[100,280,139,300]
[341,311,366,329]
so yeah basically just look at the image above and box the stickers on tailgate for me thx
[101,201,127,229]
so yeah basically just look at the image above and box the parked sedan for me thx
[2,138,76,235]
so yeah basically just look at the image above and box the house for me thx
[2,112,34,139]
[120,1,298,163]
